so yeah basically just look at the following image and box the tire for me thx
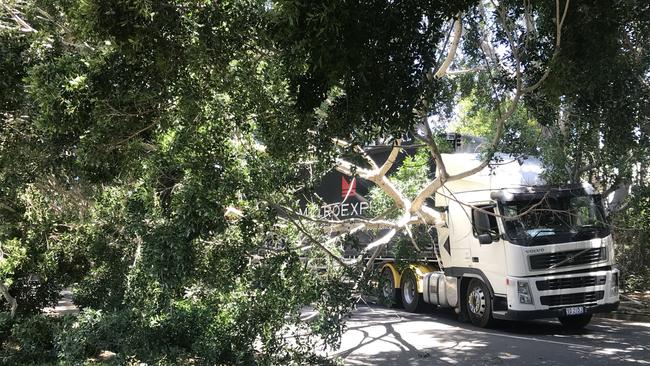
[558,314,592,329]
[380,268,402,308]
[401,269,425,313]
[466,278,495,328]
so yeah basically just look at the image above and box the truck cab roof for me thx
[490,183,599,202]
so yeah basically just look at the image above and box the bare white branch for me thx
[377,139,402,177]
[1,4,37,33]
[0,282,17,317]
[434,14,463,79]
[364,228,397,252]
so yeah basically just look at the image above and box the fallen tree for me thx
[277,0,571,273]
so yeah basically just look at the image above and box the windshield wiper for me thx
[577,224,601,230]
[527,228,555,243]
[572,226,602,240]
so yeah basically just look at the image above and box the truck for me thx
[304,136,620,328]
[377,152,620,328]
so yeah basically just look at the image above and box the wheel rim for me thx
[404,276,415,304]
[468,286,486,317]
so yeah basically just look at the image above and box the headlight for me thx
[518,280,533,304]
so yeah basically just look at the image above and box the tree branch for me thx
[334,158,372,177]
[277,204,414,232]
[1,4,37,33]
[377,139,402,177]
[445,67,485,76]
[0,202,17,213]
[335,155,410,211]
[523,0,570,93]
[0,282,17,317]
[412,0,568,213]
[333,137,379,170]
[434,14,463,79]
[364,229,397,252]
[297,0,573,270]
[282,212,349,268]
[447,91,522,182]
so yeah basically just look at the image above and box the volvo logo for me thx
[525,248,545,254]
[566,255,576,263]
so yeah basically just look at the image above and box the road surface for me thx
[330,305,650,365]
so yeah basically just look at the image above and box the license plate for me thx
[565,306,585,316]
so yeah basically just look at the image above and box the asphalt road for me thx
[330,305,650,365]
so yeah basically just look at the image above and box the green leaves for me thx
[272,0,477,144]
[525,0,649,186]
[0,1,358,362]
[1,0,645,363]
[453,95,541,156]
[0,239,27,284]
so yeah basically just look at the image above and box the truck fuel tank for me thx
[423,272,458,308]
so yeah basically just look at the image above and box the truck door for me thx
[470,204,507,295]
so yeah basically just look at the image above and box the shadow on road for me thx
[333,305,650,366]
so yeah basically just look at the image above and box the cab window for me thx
[472,205,499,239]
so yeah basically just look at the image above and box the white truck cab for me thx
[383,153,620,328]
[434,184,619,327]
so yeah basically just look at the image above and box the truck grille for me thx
[540,291,604,306]
[536,275,606,291]
[529,248,605,270]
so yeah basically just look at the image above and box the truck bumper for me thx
[499,268,620,320]
[498,301,619,320]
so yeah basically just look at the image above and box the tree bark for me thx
[0,282,17,317]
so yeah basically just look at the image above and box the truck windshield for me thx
[501,195,609,246]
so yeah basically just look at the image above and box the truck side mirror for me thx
[478,233,493,244]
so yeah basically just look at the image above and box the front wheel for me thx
[466,279,495,328]
[558,314,592,329]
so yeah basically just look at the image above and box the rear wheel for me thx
[466,279,495,328]
[558,314,592,329]
[401,269,425,312]
[380,268,401,308]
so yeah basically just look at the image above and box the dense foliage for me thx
[518,0,649,289]
[0,0,648,364]
[0,0,370,363]
[449,0,650,290]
